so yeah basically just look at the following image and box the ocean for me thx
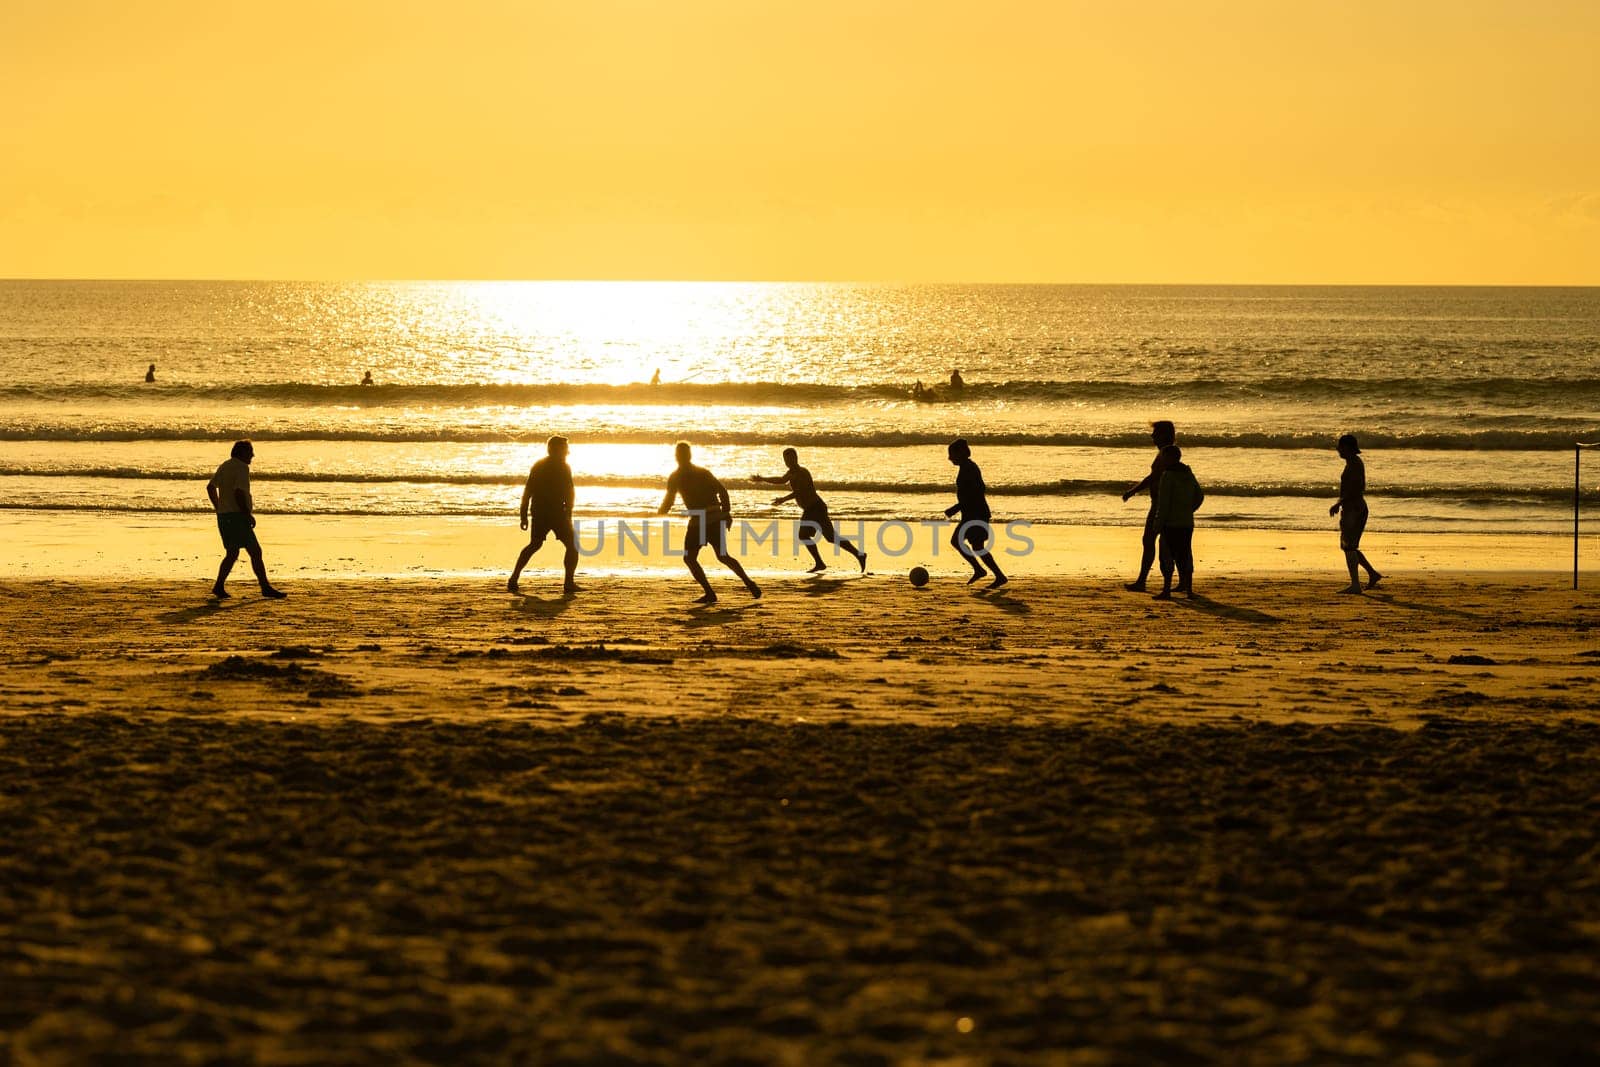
[2,281,1597,535]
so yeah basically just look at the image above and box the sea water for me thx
[2,281,1597,534]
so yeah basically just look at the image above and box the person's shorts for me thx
[1340,503,1369,551]
[684,510,729,555]
[952,517,991,550]
[798,505,836,545]
[216,512,260,553]
[529,515,576,549]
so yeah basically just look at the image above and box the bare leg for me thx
[1127,514,1156,591]
[1358,551,1382,588]
[684,548,715,602]
[509,543,536,592]
[717,553,762,598]
[213,549,239,597]
[1341,550,1364,593]
[562,544,579,592]
[951,529,986,583]
[804,542,826,572]
[246,547,285,598]
[839,538,867,572]
[981,550,1008,588]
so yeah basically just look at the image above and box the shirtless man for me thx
[1119,420,1176,592]
[658,442,762,604]
[752,447,867,573]
[508,435,579,595]
[205,440,286,600]
[1330,433,1383,594]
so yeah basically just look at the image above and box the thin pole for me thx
[1577,447,1582,591]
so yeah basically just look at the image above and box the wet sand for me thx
[4,573,1600,1063]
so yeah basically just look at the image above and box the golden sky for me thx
[3,0,1597,282]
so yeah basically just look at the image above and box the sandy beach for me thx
[5,568,1600,1063]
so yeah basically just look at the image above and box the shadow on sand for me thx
[1365,591,1487,623]
[158,600,250,624]
[975,587,1031,615]
[795,578,853,597]
[679,602,759,628]
[1177,593,1282,625]
[511,592,575,619]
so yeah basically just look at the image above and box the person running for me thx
[1330,433,1383,594]
[658,442,762,604]
[1152,444,1203,600]
[205,440,286,600]
[509,435,579,595]
[752,448,867,573]
[943,438,1007,588]
[1120,419,1177,591]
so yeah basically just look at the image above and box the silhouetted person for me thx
[944,438,1007,587]
[1330,433,1382,594]
[205,440,285,600]
[1120,419,1176,591]
[145,363,156,383]
[658,442,761,604]
[911,380,927,399]
[949,368,965,391]
[360,370,374,386]
[1152,444,1203,599]
[650,368,661,386]
[509,435,579,595]
[752,447,867,573]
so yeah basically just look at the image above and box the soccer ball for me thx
[908,566,930,588]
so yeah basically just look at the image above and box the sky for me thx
[2,0,1597,283]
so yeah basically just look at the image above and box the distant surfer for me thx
[650,368,661,386]
[205,440,286,600]
[1119,420,1176,592]
[948,368,965,391]
[658,442,761,604]
[1330,433,1382,594]
[508,435,579,595]
[944,438,1007,588]
[360,370,374,386]
[752,448,867,573]
[145,363,156,383]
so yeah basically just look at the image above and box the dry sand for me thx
[4,570,1600,1063]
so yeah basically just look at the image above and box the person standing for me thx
[205,440,286,600]
[659,442,762,605]
[752,447,867,573]
[1120,420,1176,591]
[145,363,156,383]
[1330,433,1383,594]
[944,438,1007,587]
[508,435,579,595]
[1152,444,1203,600]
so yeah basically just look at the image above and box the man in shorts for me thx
[206,440,286,600]
[658,441,762,605]
[1330,433,1383,594]
[752,447,867,573]
[944,438,1007,588]
[509,435,579,595]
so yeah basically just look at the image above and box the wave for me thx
[0,427,1595,451]
[3,374,1600,406]
[0,466,1578,504]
